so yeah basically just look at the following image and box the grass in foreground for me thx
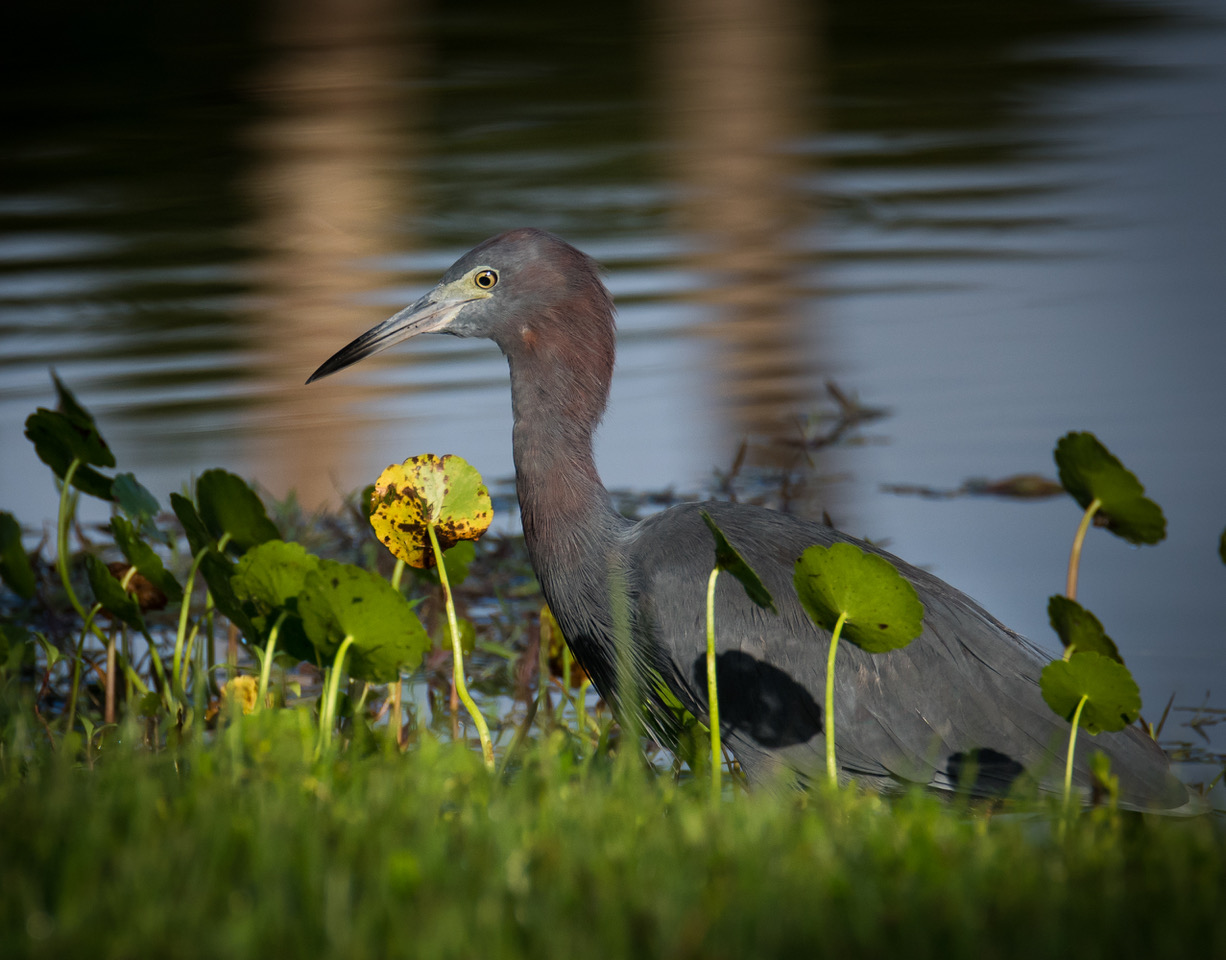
[2,710,1223,960]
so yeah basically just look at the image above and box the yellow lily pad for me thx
[370,454,493,569]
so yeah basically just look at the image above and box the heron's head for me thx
[307,228,615,384]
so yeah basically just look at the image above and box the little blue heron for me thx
[309,228,1187,810]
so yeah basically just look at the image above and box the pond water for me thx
[2,0,1223,759]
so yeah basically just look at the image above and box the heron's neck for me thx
[504,342,626,582]
[502,322,641,711]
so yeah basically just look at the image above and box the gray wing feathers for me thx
[624,501,1186,810]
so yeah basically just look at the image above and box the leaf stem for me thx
[429,524,493,769]
[317,634,355,757]
[389,679,404,749]
[705,566,722,804]
[173,545,211,695]
[388,558,407,743]
[105,633,116,725]
[1066,498,1102,601]
[825,611,848,784]
[1063,692,1090,810]
[180,623,200,693]
[55,459,88,621]
[65,604,102,736]
[256,610,286,713]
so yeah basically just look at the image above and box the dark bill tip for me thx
[305,293,471,385]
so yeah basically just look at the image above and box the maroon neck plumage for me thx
[491,246,628,592]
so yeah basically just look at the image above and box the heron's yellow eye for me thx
[474,269,498,290]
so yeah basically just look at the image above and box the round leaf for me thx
[22,375,116,500]
[298,560,429,682]
[232,541,321,608]
[1054,432,1165,545]
[24,411,115,500]
[197,469,280,555]
[1046,595,1122,663]
[204,553,257,639]
[113,473,170,545]
[231,540,323,663]
[793,543,925,653]
[173,495,261,640]
[1039,652,1141,734]
[370,455,492,569]
[170,492,214,557]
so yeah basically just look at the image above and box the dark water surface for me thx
[3,1,1223,758]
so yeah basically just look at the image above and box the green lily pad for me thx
[24,375,116,500]
[45,373,114,467]
[232,540,320,611]
[1054,432,1165,545]
[197,470,281,555]
[0,511,37,600]
[85,554,145,631]
[24,411,114,500]
[793,543,924,653]
[113,473,169,545]
[199,550,256,641]
[701,511,777,612]
[370,455,493,569]
[1046,595,1122,663]
[170,492,257,634]
[24,379,118,500]
[110,516,184,603]
[170,493,214,557]
[231,540,323,663]
[299,559,429,682]
[1040,652,1141,734]
[25,412,115,499]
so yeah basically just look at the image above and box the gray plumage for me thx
[309,228,1188,811]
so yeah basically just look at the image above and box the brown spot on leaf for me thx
[106,561,168,612]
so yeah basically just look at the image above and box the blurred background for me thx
[2,0,1223,753]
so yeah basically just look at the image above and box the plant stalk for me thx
[825,611,848,784]
[105,635,116,725]
[256,610,286,712]
[429,524,493,769]
[65,605,102,736]
[1063,692,1090,810]
[388,560,407,745]
[317,634,356,757]
[173,545,211,694]
[55,460,87,620]
[705,566,722,803]
[1066,498,1102,601]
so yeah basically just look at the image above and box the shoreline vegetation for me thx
[2,377,1223,958]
